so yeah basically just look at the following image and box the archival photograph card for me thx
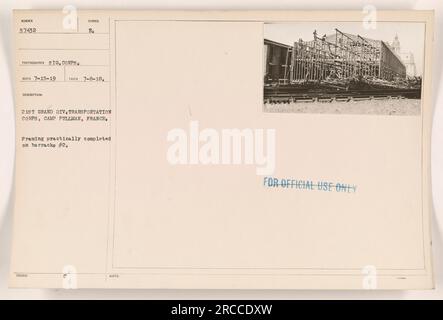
[9,10,434,289]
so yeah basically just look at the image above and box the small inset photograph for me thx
[263,22,425,115]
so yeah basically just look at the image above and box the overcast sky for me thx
[264,22,425,75]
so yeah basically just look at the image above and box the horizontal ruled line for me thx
[18,48,109,51]
[19,64,109,67]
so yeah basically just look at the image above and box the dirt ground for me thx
[264,98,421,116]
